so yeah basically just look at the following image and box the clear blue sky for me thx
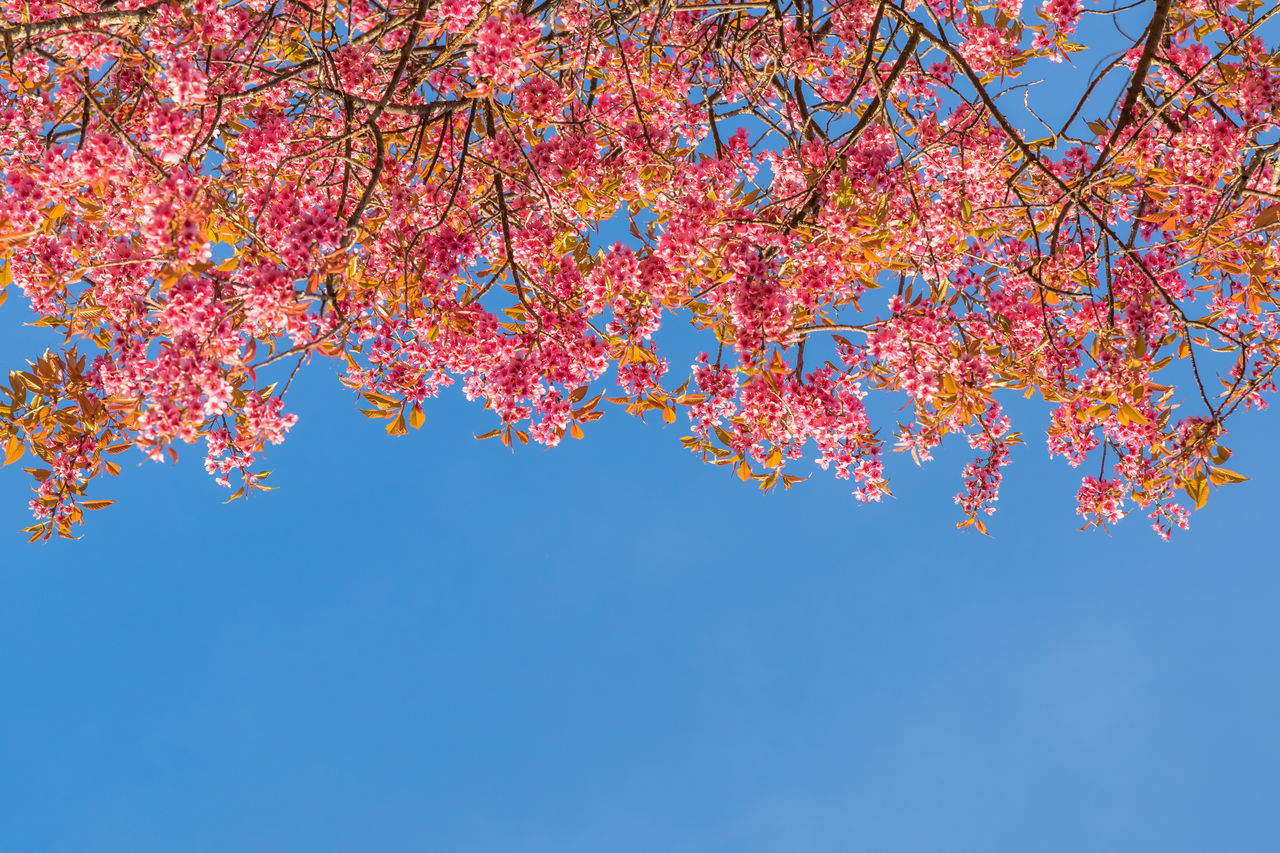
[4,6,1280,851]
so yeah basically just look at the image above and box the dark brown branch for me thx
[1110,0,1171,142]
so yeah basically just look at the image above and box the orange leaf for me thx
[2,435,22,467]
[363,391,400,410]
[1208,466,1248,486]
[1118,403,1148,425]
[1183,474,1209,510]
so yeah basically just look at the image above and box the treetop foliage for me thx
[0,0,1278,539]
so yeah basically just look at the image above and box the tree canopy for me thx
[0,0,1277,540]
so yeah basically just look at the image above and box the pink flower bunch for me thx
[959,25,1020,76]
[1032,0,1084,61]
[440,0,482,33]
[468,13,542,92]
[166,58,209,108]
[1076,476,1128,527]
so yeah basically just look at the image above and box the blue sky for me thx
[2,328,1279,852]
[4,5,1280,851]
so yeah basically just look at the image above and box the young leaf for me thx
[1208,467,1248,486]
[2,435,22,467]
